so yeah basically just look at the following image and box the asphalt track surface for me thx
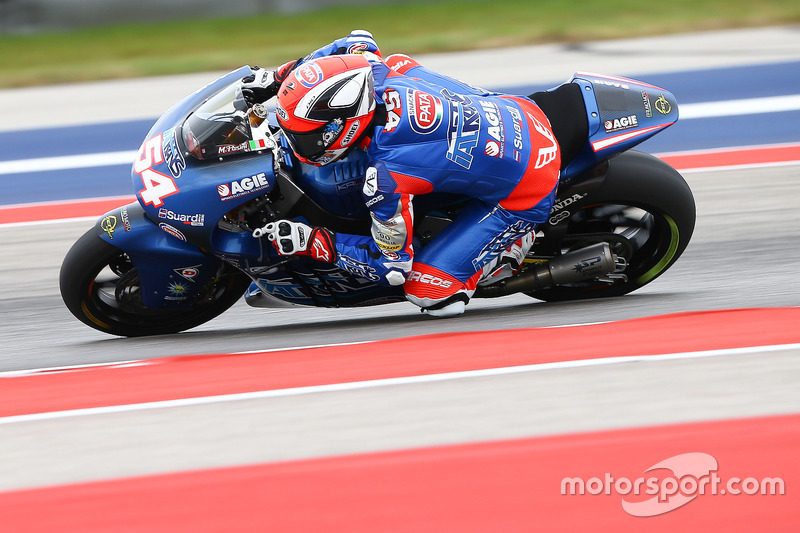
[1,163,798,369]
[0,26,799,531]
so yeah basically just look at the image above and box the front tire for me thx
[60,230,250,337]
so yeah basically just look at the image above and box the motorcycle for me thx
[60,65,695,336]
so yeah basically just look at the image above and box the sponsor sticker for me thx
[407,270,453,288]
[445,99,481,168]
[165,281,189,301]
[162,128,186,178]
[100,215,117,239]
[341,120,360,147]
[505,105,525,162]
[550,193,587,213]
[594,78,630,90]
[373,231,402,251]
[120,206,132,232]
[642,91,653,118]
[158,208,205,226]
[363,166,379,197]
[174,265,201,282]
[365,194,384,208]
[275,104,289,121]
[655,94,672,115]
[347,42,369,54]
[480,100,505,158]
[528,112,558,169]
[604,115,639,133]
[296,63,324,88]
[407,89,443,134]
[217,142,249,156]
[218,172,270,201]
[391,59,413,72]
[159,223,186,241]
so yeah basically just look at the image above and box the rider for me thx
[243,30,560,317]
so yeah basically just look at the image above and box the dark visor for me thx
[283,118,344,161]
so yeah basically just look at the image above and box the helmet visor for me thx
[283,118,345,162]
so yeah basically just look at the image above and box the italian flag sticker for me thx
[249,139,267,150]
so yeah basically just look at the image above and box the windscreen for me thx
[182,83,272,160]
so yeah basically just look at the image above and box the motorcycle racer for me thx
[246,30,561,317]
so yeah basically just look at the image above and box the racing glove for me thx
[307,29,381,59]
[240,59,301,105]
[254,220,336,263]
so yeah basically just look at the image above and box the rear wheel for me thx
[528,151,695,301]
[60,230,250,336]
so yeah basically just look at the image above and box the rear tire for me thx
[60,230,250,337]
[528,151,695,301]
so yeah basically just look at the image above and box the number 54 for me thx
[134,134,178,207]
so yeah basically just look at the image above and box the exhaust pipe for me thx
[475,242,619,298]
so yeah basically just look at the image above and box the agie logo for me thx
[217,172,270,202]
[407,89,443,134]
[604,114,639,133]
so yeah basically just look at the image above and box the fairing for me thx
[561,72,678,180]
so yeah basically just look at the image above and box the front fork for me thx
[94,202,227,309]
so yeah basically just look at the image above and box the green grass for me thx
[0,0,798,88]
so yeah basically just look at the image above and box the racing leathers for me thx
[276,31,561,315]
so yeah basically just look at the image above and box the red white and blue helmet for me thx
[276,55,376,166]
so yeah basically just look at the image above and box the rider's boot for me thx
[477,231,535,286]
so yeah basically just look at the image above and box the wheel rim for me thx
[82,250,242,332]
[536,203,679,291]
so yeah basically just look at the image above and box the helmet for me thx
[276,55,376,166]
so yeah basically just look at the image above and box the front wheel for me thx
[60,230,250,337]
[528,151,695,301]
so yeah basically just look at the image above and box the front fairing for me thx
[129,67,280,252]
[120,67,400,309]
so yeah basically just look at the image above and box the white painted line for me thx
[0,332,592,378]
[2,342,798,426]
[0,216,98,228]
[678,160,800,173]
[653,141,800,157]
[0,359,147,378]
[0,195,134,228]
[0,326,606,378]
[0,195,133,210]
[680,94,800,119]
[0,342,376,378]
[0,150,136,176]
[233,340,375,355]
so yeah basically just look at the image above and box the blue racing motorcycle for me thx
[60,67,695,336]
